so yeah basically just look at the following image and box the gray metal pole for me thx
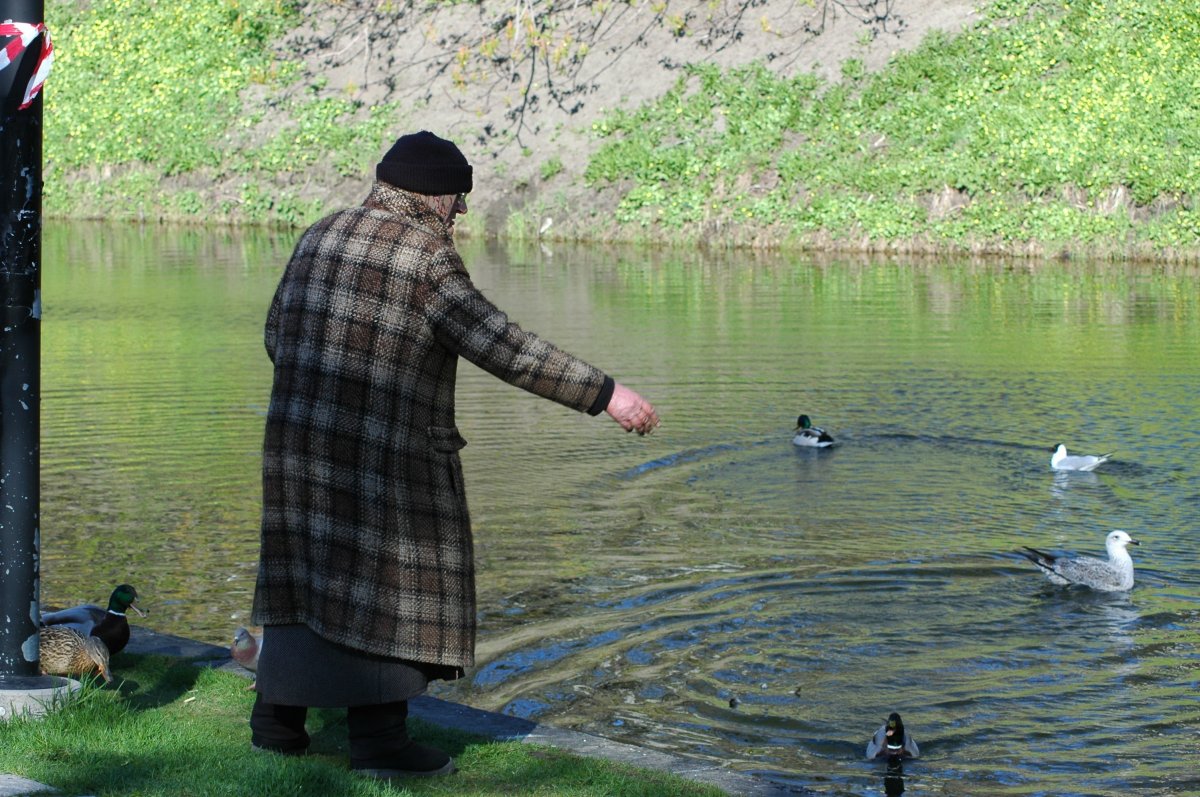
[0,0,46,679]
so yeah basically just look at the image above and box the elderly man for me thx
[249,131,659,778]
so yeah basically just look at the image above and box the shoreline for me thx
[114,625,806,797]
[45,213,1200,268]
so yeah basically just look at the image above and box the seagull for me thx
[1020,530,1139,592]
[793,414,835,448]
[866,712,919,759]
[1051,444,1112,472]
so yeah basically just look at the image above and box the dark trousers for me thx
[251,693,412,763]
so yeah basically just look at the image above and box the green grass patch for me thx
[585,0,1200,254]
[43,0,402,225]
[46,0,298,175]
[40,0,1200,253]
[0,654,725,797]
[231,93,403,183]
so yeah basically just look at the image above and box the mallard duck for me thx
[793,414,835,447]
[1021,530,1139,592]
[866,712,919,760]
[39,625,113,683]
[1050,444,1112,472]
[41,583,145,655]
[231,626,261,672]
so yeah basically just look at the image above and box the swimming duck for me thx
[1021,530,1139,592]
[1050,444,1111,472]
[41,584,145,655]
[39,625,113,683]
[866,712,919,759]
[793,415,835,448]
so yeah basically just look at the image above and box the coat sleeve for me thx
[265,238,306,364]
[424,251,612,415]
[264,280,283,363]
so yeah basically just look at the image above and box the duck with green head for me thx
[866,712,919,760]
[793,415,836,448]
[41,584,145,655]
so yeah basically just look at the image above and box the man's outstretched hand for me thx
[606,382,660,436]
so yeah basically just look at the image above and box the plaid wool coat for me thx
[252,183,613,668]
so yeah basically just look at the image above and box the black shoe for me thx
[250,741,310,757]
[352,740,455,778]
[250,694,310,756]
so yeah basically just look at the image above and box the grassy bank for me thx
[582,0,1200,258]
[44,0,390,227]
[0,654,725,797]
[40,0,1200,260]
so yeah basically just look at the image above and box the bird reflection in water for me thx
[884,758,906,796]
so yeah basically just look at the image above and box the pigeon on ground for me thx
[231,626,262,672]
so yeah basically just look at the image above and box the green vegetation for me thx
[541,156,565,181]
[586,0,1200,256]
[44,0,394,226]
[35,0,1200,256]
[47,0,289,174]
[0,654,725,797]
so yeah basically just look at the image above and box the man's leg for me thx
[250,692,310,755]
[348,700,454,777]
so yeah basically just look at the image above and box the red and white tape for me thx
[1,20,54,110]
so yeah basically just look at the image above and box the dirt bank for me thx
[237,0,979,236]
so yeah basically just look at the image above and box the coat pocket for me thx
[427,425,468,453]
[427,426,468,504]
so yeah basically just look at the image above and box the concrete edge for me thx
[121,626,810,796]
[0,773,59,797]
[405,694,806,796]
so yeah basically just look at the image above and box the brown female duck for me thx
[39,625,113,683]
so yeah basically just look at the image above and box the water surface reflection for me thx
[39,224,1200,795]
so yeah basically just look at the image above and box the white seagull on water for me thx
[1051,444,1112,472]
[1020,530,1139,592]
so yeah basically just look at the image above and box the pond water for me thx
[38,223,1200,795]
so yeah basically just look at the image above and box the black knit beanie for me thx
[376,131,473,195]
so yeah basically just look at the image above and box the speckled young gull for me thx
[1021,530,1139,592]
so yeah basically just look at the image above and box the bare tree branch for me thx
[274,0,905,149]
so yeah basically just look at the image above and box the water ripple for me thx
[38,228,1200,795]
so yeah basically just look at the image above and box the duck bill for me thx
[128,602,148,617]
